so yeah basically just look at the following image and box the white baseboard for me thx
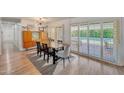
[19,46,36,51]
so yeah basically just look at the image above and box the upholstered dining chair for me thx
[57,40,63,44]
[57,44,71,63]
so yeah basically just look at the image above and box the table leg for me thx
[53,48,56,64]
[44,52,45,60]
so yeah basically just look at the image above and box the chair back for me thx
[57,40,63,44]
[36,42,41,49]
[42,43,47,48]
[63,44,71,57]
[44,44,48,49]
[42,43,49,53]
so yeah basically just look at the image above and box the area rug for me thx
[27,51,59,75]
[27,51,75,75]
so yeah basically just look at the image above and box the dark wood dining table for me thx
[48,42,64,64]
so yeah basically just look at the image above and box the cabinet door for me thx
[27,31,32,42]
[23,31,28,42]
[23,31,32,42]
[40,32,48,43]
[23,31,33,48]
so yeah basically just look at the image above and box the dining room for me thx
[1,17,124,75]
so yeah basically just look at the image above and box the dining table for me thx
[48,41,64,64]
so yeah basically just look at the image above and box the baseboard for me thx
[20,47,36,51]
[71,51,122,66]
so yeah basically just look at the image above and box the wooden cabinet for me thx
[23,31,49,48]
[23,31,35,48]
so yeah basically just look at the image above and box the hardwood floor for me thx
[1,42,124,75]
[0,42,41,75]
[53,54,124,75]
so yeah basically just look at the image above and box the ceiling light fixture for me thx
[34,17,46,31]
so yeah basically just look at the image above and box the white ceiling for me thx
[1,17,72,23]
[1,17,119,25]
[1,17,21,22]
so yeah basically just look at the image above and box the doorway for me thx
[1,22,17,55]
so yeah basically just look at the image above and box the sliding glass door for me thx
[89,24,101,58]
[79,25,88,55]
[71,25,79,52]
[103,23,114,62]
[71,22,116,63]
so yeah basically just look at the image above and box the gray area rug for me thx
[27,51,75,75]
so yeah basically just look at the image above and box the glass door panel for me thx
[56,27,63,41]
[79,25,88,54]
[70,22,115,63]
[103,23,114,62]
[71,25,78,52]
[89,24,101,58]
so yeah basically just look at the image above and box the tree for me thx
[103,28,113,38]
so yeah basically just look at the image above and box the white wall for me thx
[0,18,2,55]
[118,18,124,66]
[21,19,35,26]
[13,23,23,51]
[17,24,24,51]
[21,19,38,31]
[14,24,19,47]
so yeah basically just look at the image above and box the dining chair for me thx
[57,44,71,63]
[36,42,43,57]
[57,40,63,44]
[42,43,53,62]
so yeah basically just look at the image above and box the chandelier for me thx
[34,17,47,31]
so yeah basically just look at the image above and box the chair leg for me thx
[47,54,49,63]
[37,50,39,56]
[39,51,42,57]
[63,58,65,68]
[68,57,70,63]
[44,53,45,60]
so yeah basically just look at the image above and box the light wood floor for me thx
[1,42,124,75]
[0,42,41,75]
